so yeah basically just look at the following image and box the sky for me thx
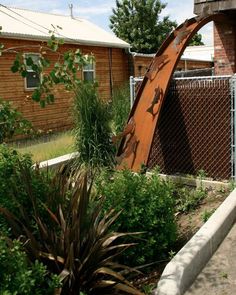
[0,0,213,46]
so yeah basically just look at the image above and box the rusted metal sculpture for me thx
[117,13,234,171]
[146,55,169,80]
[146,86,163,116]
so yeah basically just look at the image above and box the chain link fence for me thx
[130,75,235,180]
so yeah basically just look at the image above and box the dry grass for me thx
[12,132,75,163]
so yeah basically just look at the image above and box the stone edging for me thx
[32,152,79,170]
[155,188,236,295]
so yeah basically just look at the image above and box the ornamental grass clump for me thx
[96,169,177,266]
[0,162,143,295]
[111,84,130,135]
[73,83,115,168]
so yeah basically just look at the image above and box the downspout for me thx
[108,48,113,99]
[127,47,135,77]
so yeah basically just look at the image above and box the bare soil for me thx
[176,186,229,246]
[134,186,230,293]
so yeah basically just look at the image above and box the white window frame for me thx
[83,59,96,82]
[24,53,41,91]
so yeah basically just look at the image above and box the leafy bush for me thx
[111,84,130,135]
[0,98,32,143]
[73,83,115,168]
[0,145,53,234]
[201,209,215,223]
[0,165,143,295]
[174,186,207,213]
[96,169,177,266]
[0,237,60,295]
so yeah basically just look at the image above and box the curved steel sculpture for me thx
[116,13,234,171]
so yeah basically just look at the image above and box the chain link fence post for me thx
[230,74,236,181]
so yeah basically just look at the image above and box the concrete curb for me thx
[32,152,79,170]
[158,173,229,191]
[156,188,236,295]
[35,153,230,191]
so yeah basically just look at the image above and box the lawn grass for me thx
[11,132,75,163]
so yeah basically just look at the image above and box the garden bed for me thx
[133,185,229,294]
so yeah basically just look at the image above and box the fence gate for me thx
[130,75,235,180]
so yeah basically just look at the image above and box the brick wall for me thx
[214,22,236,75]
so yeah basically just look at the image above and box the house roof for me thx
[132,45,214,62]
[181,45,214,62]
[0,5,130,49]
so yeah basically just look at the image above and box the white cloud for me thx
[51,4,112,17]
[75,4,113,16]
[0,0,59,11]
[162,1,213,46]
[199,23,214,46]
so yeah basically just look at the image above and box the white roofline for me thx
[0,6,130,49]
[132,50,214,62]
[1,32,130,49]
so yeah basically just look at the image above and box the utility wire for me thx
[0,4,52,33]
[0,5,48,36]
[0,4,81,43]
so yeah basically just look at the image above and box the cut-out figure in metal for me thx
[173,19,191,53]
[116,135,139,165]
[146,86,163,116]
[112,117,135,144]
[146,54,169,81]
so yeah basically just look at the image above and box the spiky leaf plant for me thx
[0,164,143,295]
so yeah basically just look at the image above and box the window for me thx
[83,60,95,82]
[24,53,41,90]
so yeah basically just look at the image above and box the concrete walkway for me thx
[185,222,236,295]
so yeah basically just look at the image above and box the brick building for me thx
[194,0,236,75]
[0,6,130,133]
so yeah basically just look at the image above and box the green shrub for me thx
[96,169,177,266]
[111,84,130,134]
[73,83,115,168]
[174,186,207,213]
[0,237,60,295]
[0,166,143,295]
[0,98,32,143]
[0,144,53,234]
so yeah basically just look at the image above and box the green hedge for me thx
[0,237,60,295]
[0,144,53,234]
[96,169,177,266]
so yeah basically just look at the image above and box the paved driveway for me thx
[185,222,236,295]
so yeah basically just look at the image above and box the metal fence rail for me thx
[130,75,234,179]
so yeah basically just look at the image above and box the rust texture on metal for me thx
[112,117,135,144]
[173,20,192,53]
[117,13,233,172]
[148,78,231,179]
[146,55,169,81]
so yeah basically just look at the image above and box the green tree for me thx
[188,32,204,46]
[110,0,177,54]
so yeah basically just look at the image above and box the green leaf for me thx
[11,65,18,73]
[52,44,59,52]
[46,94,54,103]
[32,64,39,72]
[26,57,34,66]
[40,100,46,108]
[41,58,50,68]
[21,70,28,78]
[32,89,41,102]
